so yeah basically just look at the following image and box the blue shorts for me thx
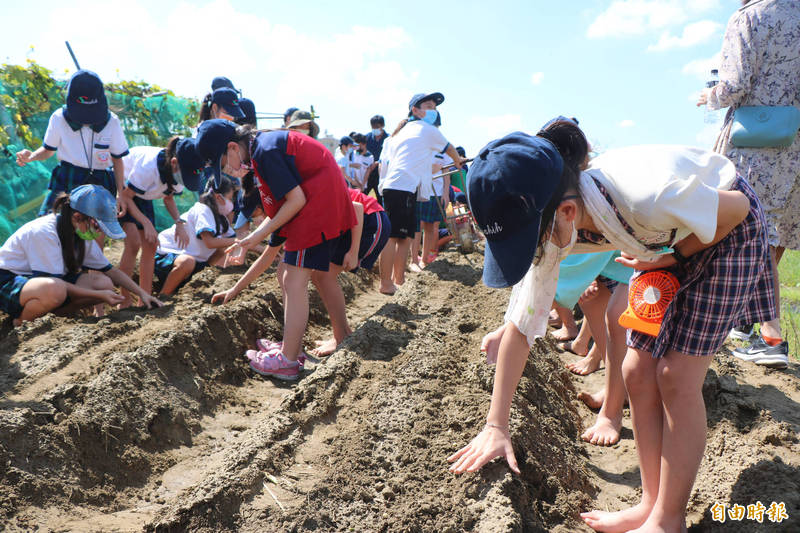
[282,236,344,272]
[118,196,155,230]
[331,211,391,272]
[153,252,208,287]
[0,269,80,318]
[39,162,116,215]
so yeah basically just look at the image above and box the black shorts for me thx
[382,189,416,239]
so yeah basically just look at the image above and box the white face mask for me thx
[543,215,577,265]
[219,197,234,216]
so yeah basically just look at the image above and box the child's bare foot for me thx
[548,309,562,328]
[552,323,578,341]
[380,281,397,295]
[93,303,106,317]
[628,516,688,533]
[581,503,652,533]
[117,297,135,310]
[581,413,622,446]
[409,262,423,273]
[566,347,603,375]
[310,338,338,357]
[578,387,606,410]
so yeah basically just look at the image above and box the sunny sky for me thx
[0,0,740,157]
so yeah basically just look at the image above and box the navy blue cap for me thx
[238,189,262,219]
[409,92,444,110]
[65,70,108,126]
[339,135,354,146]
[210,87,245,120]
[69,184,125,239]
[211,76,236,91]
[237,98,257,126]
[467,132,564,288]
[195,119,237,189]
[284,107,299,121]
[175,138,206,192]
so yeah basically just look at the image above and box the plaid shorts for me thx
[153,252,208,288]
[118,196,155,229]
[628,177,777,358]
[417,196,444,224]
[39,162,116,215]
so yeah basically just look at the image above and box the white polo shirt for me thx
[430,152,452,197]
[157,202,234,262]
[43,107,129,170]
[0,214,112,276]
[351,150,374,189]
[123,146,185,200]
[379,120,450,194]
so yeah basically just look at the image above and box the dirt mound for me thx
[2,248,799,532]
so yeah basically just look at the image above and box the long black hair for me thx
[199,175,233,236]
[52,194,87,274]
[535,120,589,252]
[159,136,181,195]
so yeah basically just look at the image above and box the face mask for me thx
[372,128,381,136]
[76,224,101,241]
[219,197,234,216]
[544,215,577,265]
[420,109,438,125]
[172,169,184,187]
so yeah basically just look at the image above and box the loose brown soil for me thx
[1,246,798,532]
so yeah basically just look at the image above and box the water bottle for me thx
[704,69,720,124]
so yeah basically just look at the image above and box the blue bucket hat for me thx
[210,87,245,120]
[64,70,108,126]
[195,119,238,189]
[467,132,564,288]
[69,184,125,239]
[175,138,206,192]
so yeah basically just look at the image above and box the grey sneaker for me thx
[728,324,754,341]
[732,338,789,368]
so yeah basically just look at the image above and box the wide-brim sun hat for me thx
[467,132,564,288]
[69,184,125,239]
[287,110,320,138]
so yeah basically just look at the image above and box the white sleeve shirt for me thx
[380,121,450,194]
[42,108,130,169]
[123,146,184,200]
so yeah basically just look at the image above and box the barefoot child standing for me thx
[449,123,775,533]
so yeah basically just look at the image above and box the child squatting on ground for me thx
[0,185,162,326]
[448,122,776,533]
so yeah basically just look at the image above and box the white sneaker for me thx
[732,338,789,369]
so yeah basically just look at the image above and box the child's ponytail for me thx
[52,194,86,274]
[197,93,213,124]
[161,136,181,194]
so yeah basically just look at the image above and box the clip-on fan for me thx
[618,270,680,336]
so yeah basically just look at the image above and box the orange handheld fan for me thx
[618,270,680,337]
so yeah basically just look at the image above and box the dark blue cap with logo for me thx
[238,189,262,219]
[339,135,354,146]
[64,70,108,126]
[284,107,299,121]
[175,138,206,192]
[211,76,236,91]
[467,132,564,288]
[237,98,257,126]
[210,87,245,119]
[195,119,238,189]
[69,184,125,239]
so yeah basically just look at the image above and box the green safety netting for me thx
[0,63,201,243]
